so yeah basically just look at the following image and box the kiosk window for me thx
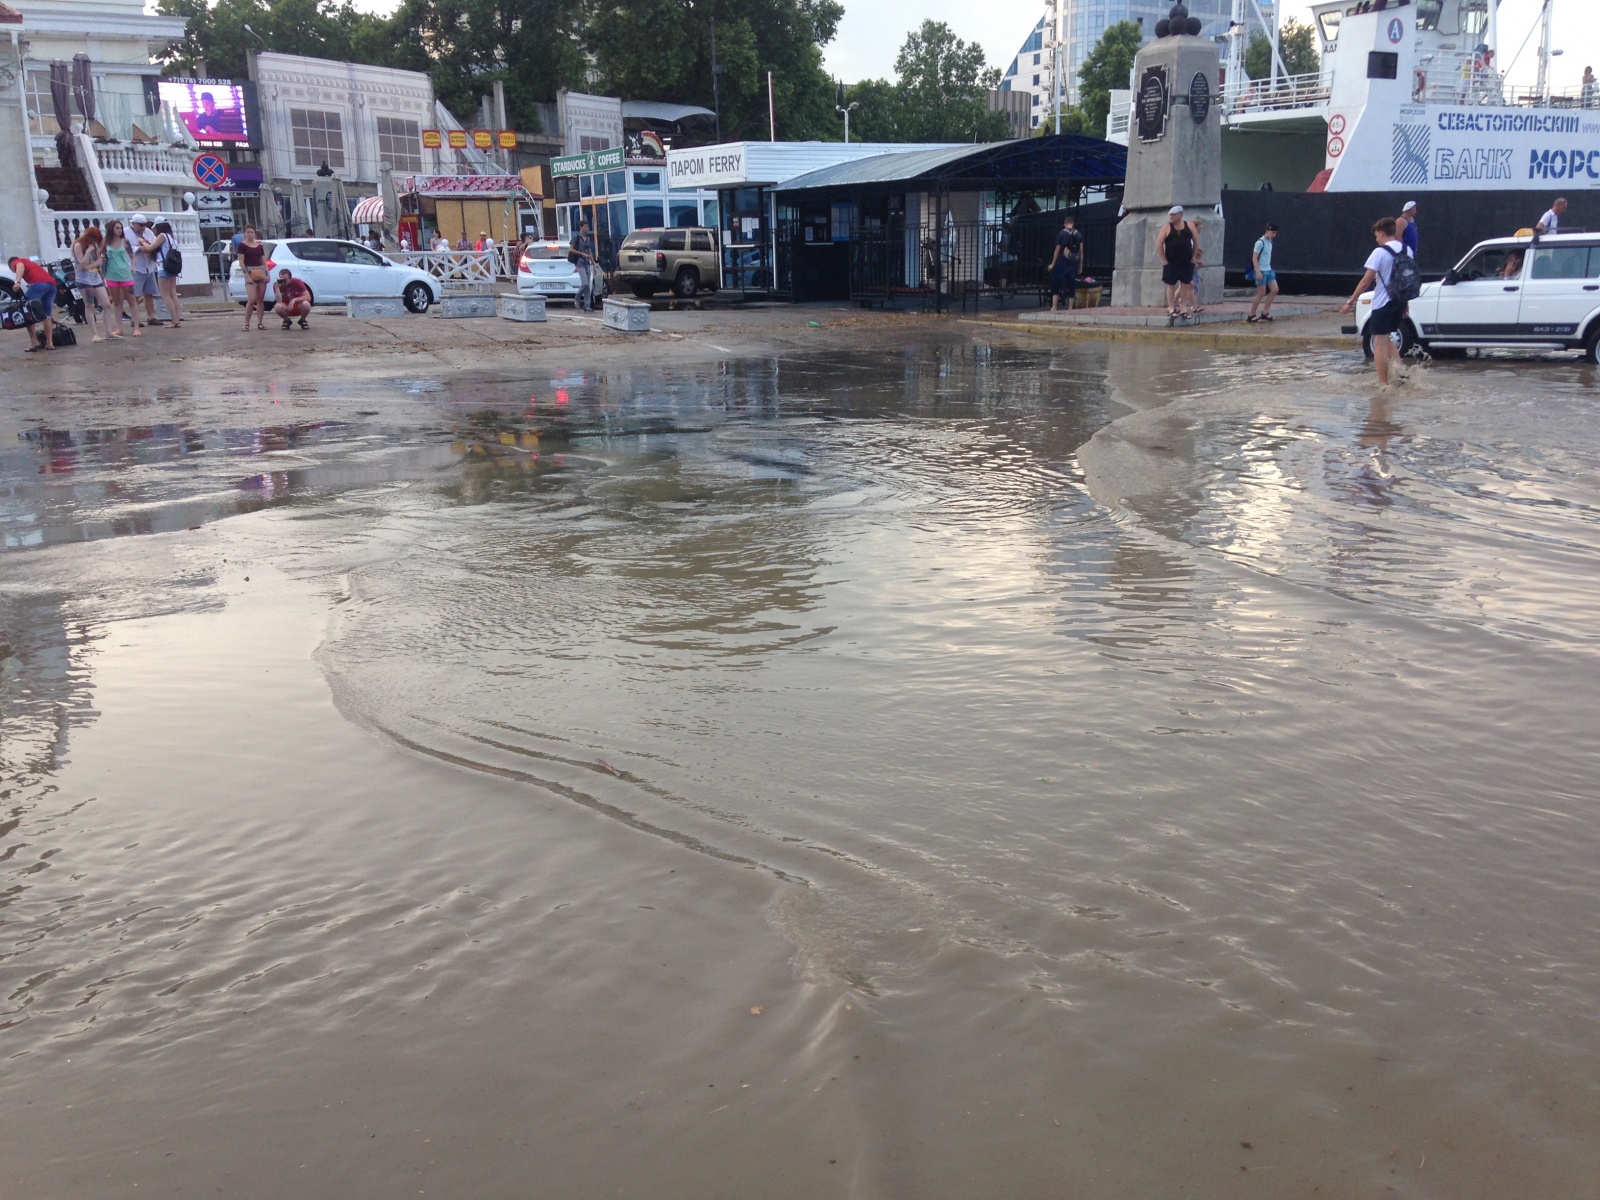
[1368,52,1399,80]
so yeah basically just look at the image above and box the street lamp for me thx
[836,98,859,143]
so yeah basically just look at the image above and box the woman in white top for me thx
[150,221,184,328]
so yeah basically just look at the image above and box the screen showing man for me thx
[157,80,250,143]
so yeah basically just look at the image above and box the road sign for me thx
[192,192,232,211]
[192,153,229,188]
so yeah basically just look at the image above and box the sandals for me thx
[297,317,310,330]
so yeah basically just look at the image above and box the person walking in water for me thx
[1341,218,1408,388]
[1156,205,1199,319]
[102,218,141,338]
[1048,213,1083,312]
[71,225,111,343]
[1246,223,1279,322]
[237,225,270,330]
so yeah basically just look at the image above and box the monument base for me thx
[1112,212,1225,309]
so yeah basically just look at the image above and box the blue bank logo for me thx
[1392,124,1430,185]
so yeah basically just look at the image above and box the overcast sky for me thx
[822,0,1597,92]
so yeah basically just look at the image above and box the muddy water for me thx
[3,344,1599,1197]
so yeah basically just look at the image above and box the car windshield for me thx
[621,232,661,250]
[520,243,570,260]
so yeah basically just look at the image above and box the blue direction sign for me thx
[192,153,230,189]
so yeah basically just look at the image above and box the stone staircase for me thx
[35,165,98,213]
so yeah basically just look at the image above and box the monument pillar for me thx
[1112,4,1225,309]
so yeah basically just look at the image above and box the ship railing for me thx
[1224,72,1331,115]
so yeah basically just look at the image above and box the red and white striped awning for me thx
[350,195,385,225]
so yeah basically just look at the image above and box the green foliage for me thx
[1076,19,1143,138]
[1035,105,1089,136]
[586,0,845,141]
[840,78,903,143]
[156,0,390,81]
[890,20,1011,142]
[1245,19,1321,79]
[384,0,589,131]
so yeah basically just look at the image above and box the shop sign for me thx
[551,147,626,177]
[471,129,494,149]
[447,129,469,149]
[497,130,517,150]
[665,145,746,188]
[422,129,443,149]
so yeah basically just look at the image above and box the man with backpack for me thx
[1341,217,1420,387]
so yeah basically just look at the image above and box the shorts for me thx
[133,270,159,297]
[106,279,133,289]
[1256,269,1277,286]
[1368,298,1406,336]
[1162,262,1195,286]
[23,281,57,313]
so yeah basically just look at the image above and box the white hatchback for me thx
[1356,232,1600,361]
[227,238,440,312]
[517,241,584,302]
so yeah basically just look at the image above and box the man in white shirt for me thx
[1341,217,1408,387]
[128,213,163,325]
[1536,197,1567,237]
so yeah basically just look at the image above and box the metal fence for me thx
[839,214,1117,311]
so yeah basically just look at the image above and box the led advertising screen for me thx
[154,78,258,145]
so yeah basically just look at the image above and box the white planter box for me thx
[438,294,498,319]
[602,297,650,333]
[498,293,547,322]
[346,293,407,318]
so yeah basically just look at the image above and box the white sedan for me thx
[517,241,584,303]
[227,238,440,312]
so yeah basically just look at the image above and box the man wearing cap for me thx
[1396,201,1419,259]
[128,214,164,326]
[1155,205,1200,318]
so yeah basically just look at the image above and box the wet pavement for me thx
[3,339,1599,1197]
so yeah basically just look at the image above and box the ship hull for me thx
[1220,189,1600,292]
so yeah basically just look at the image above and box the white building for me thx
[250,51,477,238]
[4,0,207,282]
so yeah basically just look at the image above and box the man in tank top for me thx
[1155,205,1200,318]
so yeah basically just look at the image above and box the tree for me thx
[891,20,1011,142]
[156,0,391,81]
[1246,18,1321,80]
[383,0,590,131]
[1035,105,1089,136]
[585,0,844,141]
[1075,19,1143,138]
[841,78,903,143]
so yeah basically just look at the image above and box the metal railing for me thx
[840,215,1116,311]
[1225,71,1332,115]
[36,210,209,288]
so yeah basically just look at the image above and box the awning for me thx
[773,136,1128,195]
[351,195,385,224]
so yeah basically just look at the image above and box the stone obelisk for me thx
[1112,3,1225,309]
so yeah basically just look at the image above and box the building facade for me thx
[1000,0,1239,126]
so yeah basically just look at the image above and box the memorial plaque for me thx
[1137,65,1170,143]
[1188,71,1212,124]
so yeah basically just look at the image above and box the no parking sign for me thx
[192,153,229,189]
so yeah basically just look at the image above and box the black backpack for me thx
[163,243,183,276]
[1384,245,1422,304]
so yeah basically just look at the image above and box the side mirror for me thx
[1442,269,1459,285]
[379,258,391,266]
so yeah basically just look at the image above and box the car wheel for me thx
[1584,324,1600,365]
[672,268,699,299]
[631,284,655,300]
[403,281,433,313]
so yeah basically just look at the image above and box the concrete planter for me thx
[346,294,407,318]
[498,294,548,322]
[437,294,498,319]
[602,297,650,333]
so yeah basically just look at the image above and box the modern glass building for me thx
[999,0,1242,127]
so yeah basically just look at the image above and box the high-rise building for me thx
[999,0,1247,129]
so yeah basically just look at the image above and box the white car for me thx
[1356,232,1600,362]
[227,238,440,312]
[517,241,584,303]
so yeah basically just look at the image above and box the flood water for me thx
[3,343,1599,1197]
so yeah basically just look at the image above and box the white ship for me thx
[1107,1,1592,277]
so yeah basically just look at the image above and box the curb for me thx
[962,318,1354,352]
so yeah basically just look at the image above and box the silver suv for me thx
[615,228,721,299]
